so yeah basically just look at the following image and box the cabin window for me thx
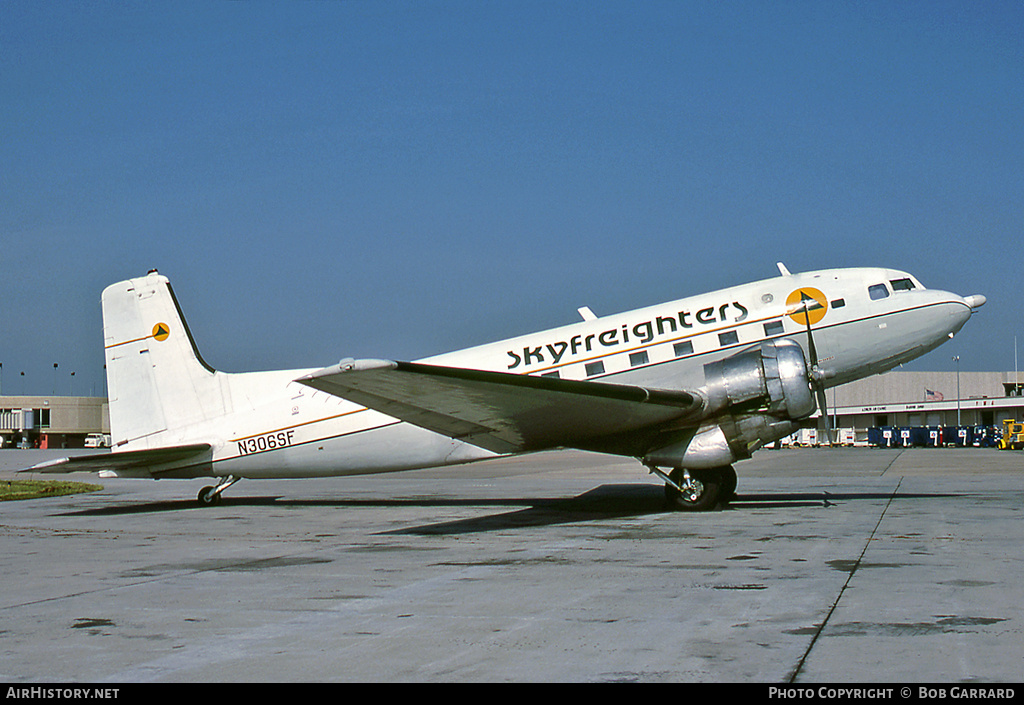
[585,361,605,377]
[718,331,739,346]
[541,371,560,379]
[868,284,889,300]
[831,298,845,309]
[763,320,785,336]
[890,278,915,292]
[629,351,649,367]
[673,340,693,357]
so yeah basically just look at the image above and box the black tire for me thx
[664,468,723,511]
[197,486,221,506]
[718,465,737,504]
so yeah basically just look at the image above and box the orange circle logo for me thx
[152,323,170,342]
[786,288,828,326]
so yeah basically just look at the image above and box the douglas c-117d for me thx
[26,264,985,510]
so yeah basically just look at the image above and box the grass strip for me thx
[0,479,102,501]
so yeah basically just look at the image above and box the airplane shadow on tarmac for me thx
[58,484,959,535]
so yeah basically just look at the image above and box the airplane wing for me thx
[297,359,705,455]
[20,443,213,474]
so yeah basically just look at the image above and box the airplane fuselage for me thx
[132,266,979,481]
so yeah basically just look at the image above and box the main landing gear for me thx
[197,476,239,507]
[647,465,737,511]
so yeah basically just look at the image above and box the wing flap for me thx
[21,443,213,475]
[297,359,704,454]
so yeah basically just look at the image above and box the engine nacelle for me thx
[701,338,815,420]
[644,339,816,469]
[644,417,802,469]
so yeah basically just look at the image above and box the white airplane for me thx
[27,264,985,510]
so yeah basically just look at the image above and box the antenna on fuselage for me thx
[777,262,792,277]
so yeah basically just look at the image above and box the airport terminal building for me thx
[810,370,1024,446]
[0,396,109,449]
[1,370,1022,449]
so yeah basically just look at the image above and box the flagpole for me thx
[953,356,961,427]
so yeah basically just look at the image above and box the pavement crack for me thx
[787,477,903,682]
[878,449,905,477]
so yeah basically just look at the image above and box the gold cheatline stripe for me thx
[229,407,370,443]
[105,332,157,350]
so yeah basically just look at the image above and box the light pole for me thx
[952,355,961,427]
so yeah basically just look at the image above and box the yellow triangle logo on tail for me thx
[152,323,170,342]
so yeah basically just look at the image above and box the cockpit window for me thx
[890,278,916,292]
[869,284,890,300]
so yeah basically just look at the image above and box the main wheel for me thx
[718,465,737,504]
[664,468,722,511]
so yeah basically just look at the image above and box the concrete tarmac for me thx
[1,447,1022,683]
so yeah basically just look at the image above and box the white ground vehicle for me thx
[84,433,111,448]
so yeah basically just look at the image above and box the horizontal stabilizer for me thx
[21,443,212,475]
[297,359,704,454]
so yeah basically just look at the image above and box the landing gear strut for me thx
[197,476,239,507]
[649,465,736,511]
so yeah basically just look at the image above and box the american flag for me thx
[925,389,944,402]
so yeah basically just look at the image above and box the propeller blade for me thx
[816,385,835,446]
[801,299,819,367]
[801,300,835,446]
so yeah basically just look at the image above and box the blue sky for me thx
[2,0,1021,397]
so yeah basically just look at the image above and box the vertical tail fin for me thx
[102,271,227,448]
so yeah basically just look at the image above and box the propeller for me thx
[799,297,836,446]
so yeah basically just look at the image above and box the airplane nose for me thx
[963,294,986,309]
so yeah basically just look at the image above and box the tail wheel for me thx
[664,467,724,511]
[197,486,222,506]
[195,476,238,507]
